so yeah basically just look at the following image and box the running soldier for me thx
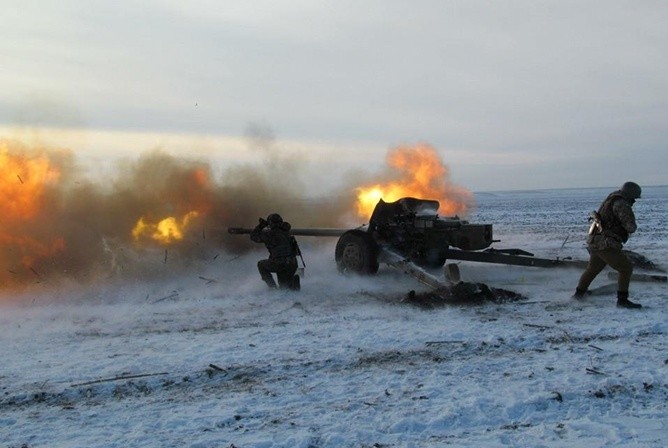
[573,182,642,308]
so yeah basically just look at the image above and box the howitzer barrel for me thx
[228,227,348,237]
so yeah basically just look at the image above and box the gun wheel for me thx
[335,231,379,275]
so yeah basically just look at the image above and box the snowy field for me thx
[1,186,667,447]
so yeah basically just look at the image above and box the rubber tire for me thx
[335,231,379,275]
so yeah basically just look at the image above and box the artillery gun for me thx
[228,197,493,275]
[333,197,492,274]
[228,197,665,289]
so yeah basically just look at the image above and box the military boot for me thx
[616,291,641,309]
[261,275,278,289]
[572,288,590,300]
[290,275,301,291]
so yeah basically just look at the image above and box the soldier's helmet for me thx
[266,213,283,226]
[621,182,642,200]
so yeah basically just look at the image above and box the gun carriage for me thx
[229,197,658,289]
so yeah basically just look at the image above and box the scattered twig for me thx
[71,372,169,387]
[523,323,553,330]
[586,367,606,376]
[152,291,179,303]
[425,340,464,346]
[552,391,563,402]
[164,249,168,264]
[208,364,227,373]
[17,174,24,184]
[198,276,218,284]
[206,363,228,378]
[561,330,574,343]
[29,266,41,278]
[588,344,604,352]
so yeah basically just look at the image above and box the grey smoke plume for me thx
[1,133,471,291]
[0,137,354,289]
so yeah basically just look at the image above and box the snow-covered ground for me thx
[1,186,667,447]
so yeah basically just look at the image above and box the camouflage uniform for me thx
[575,186,640,308]
[250,215,299,290]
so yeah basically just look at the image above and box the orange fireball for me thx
[0,143,67,278]
[132,211,200,245]
[0,144,60,219]
[355,144,473,219]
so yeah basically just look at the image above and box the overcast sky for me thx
[1,0,667,192]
